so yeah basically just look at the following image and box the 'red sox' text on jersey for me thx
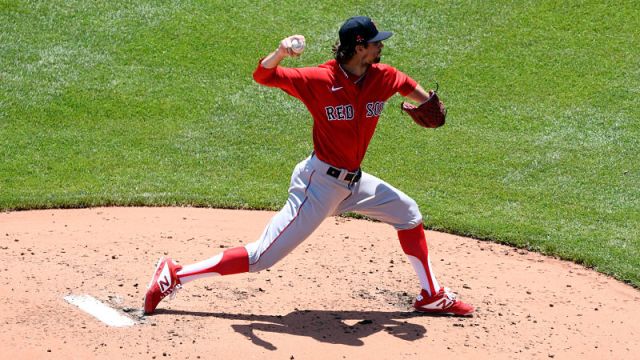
[253,59,417,171]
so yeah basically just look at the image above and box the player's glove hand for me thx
[401,89,446,128]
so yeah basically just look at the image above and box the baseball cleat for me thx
[143,257,183,315]
[413,287,474,316]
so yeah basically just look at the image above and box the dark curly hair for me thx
[332,40,369,64]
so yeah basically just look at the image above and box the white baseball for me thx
[290,38,305,54]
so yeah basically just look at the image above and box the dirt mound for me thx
[1,207,638,359]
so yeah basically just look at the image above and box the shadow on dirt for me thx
[156,309,427,350]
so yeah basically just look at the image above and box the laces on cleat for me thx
[442,287,458,300]
[167,284,182,301]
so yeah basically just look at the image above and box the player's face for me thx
[365,41,384,64]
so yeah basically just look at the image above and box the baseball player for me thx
[144,16,474,316]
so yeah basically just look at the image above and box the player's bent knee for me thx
[397,197,423,230]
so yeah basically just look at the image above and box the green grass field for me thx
[1,1,638,287]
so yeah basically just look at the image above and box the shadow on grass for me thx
[155,309,427,350]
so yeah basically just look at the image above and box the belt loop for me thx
[342,169,352,182]
[348,169,362,189]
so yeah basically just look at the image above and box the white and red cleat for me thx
[413,287,474,316]
[143,257,183,315]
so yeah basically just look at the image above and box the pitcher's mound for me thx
[1,207,638,359]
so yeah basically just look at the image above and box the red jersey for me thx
[253,59,417,171]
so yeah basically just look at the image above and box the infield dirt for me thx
[1,207,638,359]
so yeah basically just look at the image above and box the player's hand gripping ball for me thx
[280,35,305,57]
[290,38,305,54]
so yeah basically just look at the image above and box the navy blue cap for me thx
[339,16,393,47]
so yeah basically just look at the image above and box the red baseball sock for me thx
[177,246,249,285]
[398,224,441,296]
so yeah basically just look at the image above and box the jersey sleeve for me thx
[392,68,418,96]
[252,59,309,99]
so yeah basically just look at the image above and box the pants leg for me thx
[245,157,351,272]
[333,171,422,229]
